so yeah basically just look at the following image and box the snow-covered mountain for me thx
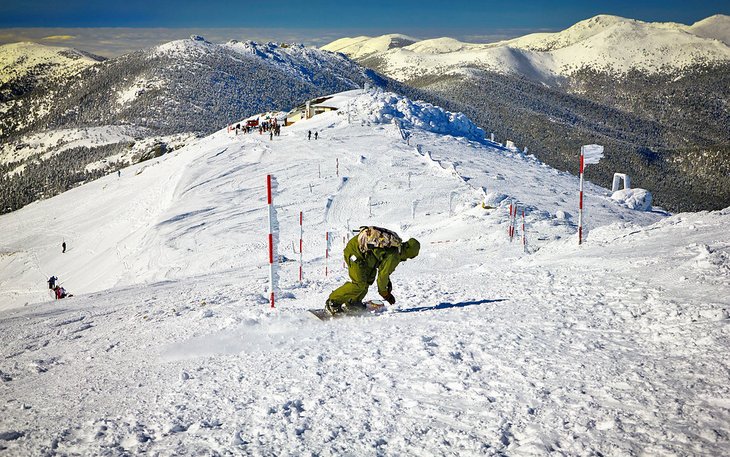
[0,42,103,90]
[322,15,730,212]
[0,36,382,214]
[328,15,730,81]
[0,90,727,455]
[321,33,417,59]
[0,42,104,135]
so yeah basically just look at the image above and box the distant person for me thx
[48,276,58,289]
[314,131,318,140]
[62,241,66,253]
[117,170,121,178]
[270,131,273,141]
[308,130,312,140]
[54,286,65,299]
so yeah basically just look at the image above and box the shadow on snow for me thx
[396,299,508,314]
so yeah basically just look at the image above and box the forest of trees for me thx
[372,62,730,212]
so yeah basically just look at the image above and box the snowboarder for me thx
[314,131,318,140]
[308,130,312,140]
[62,241,66,253]
[48,276,58,289]
[325,227,420,315]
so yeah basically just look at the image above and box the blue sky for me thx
[1,0,727,28]
[0,0,727,56]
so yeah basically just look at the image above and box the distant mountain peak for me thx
[321,34,417,58]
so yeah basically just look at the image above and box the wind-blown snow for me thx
[0,90,728,456]
[348,90,485,141]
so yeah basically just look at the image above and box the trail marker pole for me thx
[325,231,330,276]
[266,175,275,308]
[299,211,303,284]
[336,158,339,177]
[522,209,526,252]
[578,144,604,245]
[318,164,321,179]
[578,149,584,245]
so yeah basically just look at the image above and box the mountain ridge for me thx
[321,14,730,212]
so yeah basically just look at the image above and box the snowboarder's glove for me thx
[380,291,396,305]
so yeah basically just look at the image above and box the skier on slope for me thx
[325,226,420,315]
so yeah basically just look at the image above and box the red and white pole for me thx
[325,231,330,276]
[299,211,303,283]
[267,174,275,308]
[578,147,585,245]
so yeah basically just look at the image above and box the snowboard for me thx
[308,300,387,321]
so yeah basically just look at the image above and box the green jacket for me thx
[343,235,421,295]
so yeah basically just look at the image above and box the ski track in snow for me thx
[0,91,728,456]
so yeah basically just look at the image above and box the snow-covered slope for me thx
[0,42,102,86]
[0,37,379,214]
[321,34,417,59]
[688,14,730,46]
[0,91,728,455]
[325,14,730,81]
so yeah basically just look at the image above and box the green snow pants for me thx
[327,260,376,305]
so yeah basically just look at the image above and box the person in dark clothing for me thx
[62,242,66,253]
[48,276,58,289]
[314,131,319,140]
[308,130,312,140]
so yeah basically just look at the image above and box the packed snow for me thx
[0,90,728,456]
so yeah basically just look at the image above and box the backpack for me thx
[357,226,402,253]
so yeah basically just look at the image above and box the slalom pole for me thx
[325,231,329,277]
[578,147,585,245]
[522,209,526,252]
[267,174,275,308]
[336,158,339,177]
[508,202,513,239]
[299,211,303,284]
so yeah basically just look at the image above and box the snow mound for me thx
[611,188,653,211]
[353,91,485,141]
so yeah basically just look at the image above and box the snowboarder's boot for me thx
[341,301,367,314]
[325,300,343,316]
